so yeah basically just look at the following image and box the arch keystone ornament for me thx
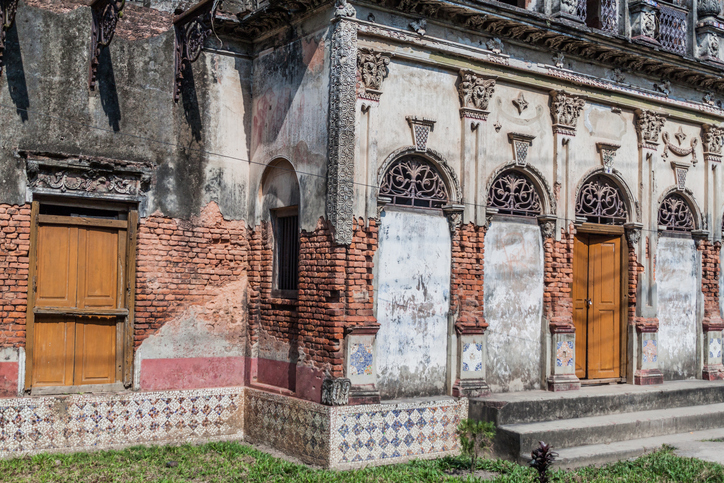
[508,133,535,166]
[549,90,585,136]
[596,142,620,174]
[406,117,436,152]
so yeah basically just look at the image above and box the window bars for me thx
[487,171,542,217]
[576,0,587,22]
[379,156,449,208]
[659,4,688,55]
[599,0,618,33]
[275,213,299,291]
[575,175,628,224]
[658,193,694,232]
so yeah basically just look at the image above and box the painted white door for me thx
[375,209,451,399]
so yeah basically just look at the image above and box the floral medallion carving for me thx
[458,70,496,120]
[549,90,585,135]
[357,48,391,101]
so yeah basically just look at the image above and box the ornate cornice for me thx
[88,0,125,90]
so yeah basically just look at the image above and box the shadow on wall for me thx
[5,24,29,122]
[97,47,121,132]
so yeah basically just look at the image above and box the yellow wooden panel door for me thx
[572,235,589,379]
[588,236,621,379]
[77,228,119,309]
[74,317,117,385]
[32,316,75,387]
[35,225,78,308]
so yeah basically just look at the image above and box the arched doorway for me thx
[573,174,630,381]
[375,154,453,399]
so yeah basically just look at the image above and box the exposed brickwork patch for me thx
[544,227,574,332]
[700,240,723,329]
[0,205,31,348]
[451,223,486,333]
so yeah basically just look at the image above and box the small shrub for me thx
[529,441,558,483]
[456,418,496,474]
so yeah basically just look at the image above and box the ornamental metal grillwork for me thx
[576,0,587,22]
[658,193,694,232]
[379,156,449,208]
[487,171,542,217]
[575,176,628,224]
[659,5,688,56]
[600,0,618,33]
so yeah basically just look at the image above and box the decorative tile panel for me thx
[710,337,722,359]
[462,343,483,372]
[349,344,374,376]
[642,339,658,363]
[556,341,574,367]
[0,387,244,457]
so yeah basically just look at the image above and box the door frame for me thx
[574,223,629,383]
[24,198,138,394]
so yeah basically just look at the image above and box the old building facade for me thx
[0,0,723,468]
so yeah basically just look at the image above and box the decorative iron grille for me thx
[379,156,449,208]
[487,171,542,217]
[600,0,618,33]
[576,0,587,22]
[659,4,687,55]
[575,175,628,224]
[658,193,694,232]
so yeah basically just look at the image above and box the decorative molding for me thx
[88,0,125,90]
[334,0,356,17]
[596,142,621,174]
[549,90,585,136]
[406,116,436,152]
[0,0,19,78]
[671,160,690,191]
[512,92,528,114]
[538,215,557,239]
[327,19,358,245]
[662,131,698,163]
[442,204,464,233]
[484,208,498,229]
[702,123,724,164]
[625,222,643,246]
[173,0,217,103]
[356,48,391,101]
[458,70,496,120]
[26,158,150,200]
[634,109,667,149]
[508,132,535,167]
[321,378,351,406]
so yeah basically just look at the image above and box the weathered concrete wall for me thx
[657,236,698,380]
[375,209,451,399]
[484,219,544,392]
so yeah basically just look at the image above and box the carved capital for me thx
[538,215,557,239]
[173,0,217,103]
[702,124,724,164]
[549,90,585,135]
[321,377,351,406]
[634,109,667,149]
[625,222,643,246]
[458,70,496,119]
[443,204,465,233]
[0,0,19,78]
[89,0,125,90]
[484,207,498,229]
[357,48,391,100]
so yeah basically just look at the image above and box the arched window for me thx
[575,175,628,224]
[487,170,542,217]
[379,156,449,208]
[658,193,695,232]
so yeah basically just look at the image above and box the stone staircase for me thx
[469,380,724,468]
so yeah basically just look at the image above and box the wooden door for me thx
[32,222,122,388]
[572,234,622,380]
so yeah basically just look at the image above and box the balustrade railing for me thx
[658,3,688,55]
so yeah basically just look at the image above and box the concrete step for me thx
[516,427,724,469]
[496,402,724,459]
[471,380,724,425]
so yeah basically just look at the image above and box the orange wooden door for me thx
[587,236,621,379]
[33,223,120,387]
[572,235,589,379]
[572,234,622,380]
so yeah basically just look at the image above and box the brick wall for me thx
[700,239,723,329]
[134,203,249,348]
[450,223,487,333]
[543,227,574,332]
[0,205,31,348]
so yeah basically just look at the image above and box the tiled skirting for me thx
[0,386,467,469]
[0,387,245,457]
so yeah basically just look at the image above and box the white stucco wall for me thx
[657,236,698,380]
[483,220,545,392]
[375,209,451,399]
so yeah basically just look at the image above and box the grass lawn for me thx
[1,442,723,482]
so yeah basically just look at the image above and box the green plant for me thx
[456,418,496,475]
[529,441,558,483]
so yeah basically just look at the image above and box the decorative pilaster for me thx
[457,70,496,120]
[345,325,381,404]
[630,0,659,45]
[701,240,724,380]
[453,327,490,398]
[88,0,125,90]
[549,90,585,136]
[0,0,19,77]
[326,17,357,245]
[173,0,217,102]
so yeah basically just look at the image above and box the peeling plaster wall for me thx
[375,209,451,399]
[483,220,544,392]
[657,236,698,380]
